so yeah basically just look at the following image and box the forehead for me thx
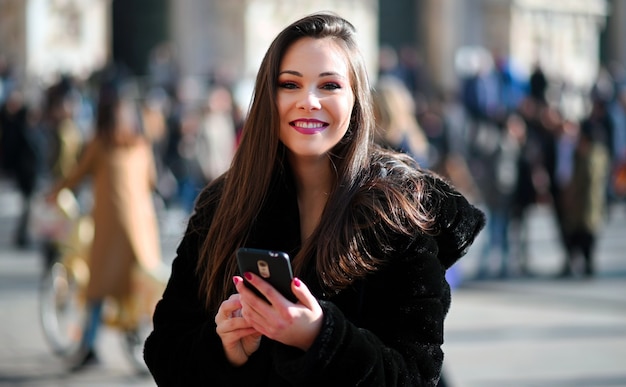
[280,37,351,76]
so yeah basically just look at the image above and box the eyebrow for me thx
[279,70,346,79]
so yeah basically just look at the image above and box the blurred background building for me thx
[1,0,624,110]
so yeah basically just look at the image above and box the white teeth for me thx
[294,121,324,129]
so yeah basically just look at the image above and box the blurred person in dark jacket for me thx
[0,88,42,248]
[559,125,610,277]
[475,114,531,278]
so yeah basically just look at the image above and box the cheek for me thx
[339,98,356,128]
[277,93,296,116]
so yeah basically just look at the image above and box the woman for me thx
[144,12,484,386]
[48,79,162,369]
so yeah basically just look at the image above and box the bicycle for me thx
[35,188,169,373]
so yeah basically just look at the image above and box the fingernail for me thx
[293,277,302,287]
[244,272,252,281]
[233,276,240,285]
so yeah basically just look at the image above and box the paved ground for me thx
[0,180,184,387]
[443,204,626,387]
[0,179,625,386]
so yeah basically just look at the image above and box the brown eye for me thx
[279,82,298,89]
[321,82,341,90]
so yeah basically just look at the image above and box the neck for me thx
[288,154,334,242]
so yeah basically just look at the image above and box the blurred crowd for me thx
[0,45,243,250]
[376,44,626,281]
[1,43,625,282]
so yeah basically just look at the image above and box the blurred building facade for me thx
[385,0,613,119]
[0,0,624,111]
[0,0,110,84]
[412,0,611,90]
[0,0,378,106]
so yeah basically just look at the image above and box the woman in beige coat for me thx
[49,80,161,370]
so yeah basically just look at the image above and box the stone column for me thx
[605,0,626,67]
[0,1,27,82]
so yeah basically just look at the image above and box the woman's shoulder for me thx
[416,171,486,267]
[365,148,474,208]
[362,148,441,206]
[360,149,485,267]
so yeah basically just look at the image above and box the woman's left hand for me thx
[233,273,323,351]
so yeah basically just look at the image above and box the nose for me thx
[296,91,321,111]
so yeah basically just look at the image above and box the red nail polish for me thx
[233,276,240,285]
[294,277,302,287]
[244,272,252,281]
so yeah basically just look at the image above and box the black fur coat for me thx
[144,166,485,386]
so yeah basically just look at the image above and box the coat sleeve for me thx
[54,138,98,192]
[270,234,448,387]
[143,188,271,386]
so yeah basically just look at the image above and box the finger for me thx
[233,275,269,318]
[216,321,258,344]
[235,274,280,329]
[216,301,257,337]
[233,275,261,303]
[291,277,318,310]
[216,317,256,336]
[241,272,287,306]
[215,293,243,324]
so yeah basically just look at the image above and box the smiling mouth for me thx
[290,120,328,134]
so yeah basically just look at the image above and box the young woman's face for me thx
[277,37,355,159]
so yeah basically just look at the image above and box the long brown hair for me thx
[196,12,375,311]
[196,12,440,312]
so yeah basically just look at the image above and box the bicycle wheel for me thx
[39,262,86,356]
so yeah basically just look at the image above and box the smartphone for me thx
[236,247,297,303]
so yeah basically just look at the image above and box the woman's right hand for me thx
[215,293,262,366]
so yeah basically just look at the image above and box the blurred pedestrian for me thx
[47,79,162,370]
[45,85,84,183]
[521,101,566,252]
[175,84,238,213]
[373,75,430,167]
[141,86,173,207]
[529,62,548,104]
[0,54,16,105]
[559,125,610,277]
[161,79,191,209]
[0,88,43,248]
[608,85,626,201]
[193,85,237,185]
[459,48,507,158]
[148,42,179,99]
[475,114,528,278]
[37,78,85,268]
[582,97,614,165]
[581,95,616,214]
[508,114,537,275]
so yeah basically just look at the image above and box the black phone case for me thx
[236,248,297,303]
